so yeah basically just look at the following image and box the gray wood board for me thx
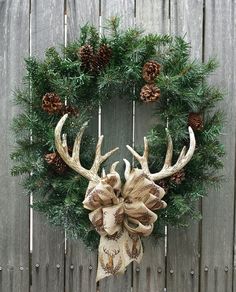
[201,1,235,291]
[0,0,30,291]
[99,1,134,291]
[31,1,66,291]
[65,240,97,292]
[67,0,100,41]
[65,1,100,291]
[133,1,169,291]
[166,1,203,292]
[100,0,135,173]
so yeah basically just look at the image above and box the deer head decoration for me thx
[55,114,196,281]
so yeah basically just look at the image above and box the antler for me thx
[125,127,196,181]
[55,114,119,182]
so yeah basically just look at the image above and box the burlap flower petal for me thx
[103,203,124,235]
[83,181,119,210]
[89,207,106,236]
[124,217,154,236]
[144,194,167,210]
[124,201,157,224]
[123,169,165,201]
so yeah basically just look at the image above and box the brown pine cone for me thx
[142,61,161,83]
[90,55,101,73]
[42,92,63,114]
[157,179,169,193]
[77,44,94,70]
[140,84,161,102]
[61,105,79,116]
[188,112,203,131]
[97,44,112,67]
[170,169,185,185]
[45,152,67,174]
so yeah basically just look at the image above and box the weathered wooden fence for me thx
[0,0,235,291]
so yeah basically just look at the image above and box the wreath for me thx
[11,18,224,252]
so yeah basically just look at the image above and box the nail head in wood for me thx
[204,266,209,272]
[190,270,194,275]
[225,266,229,272]
[56,264,60,269]
[158,268,162,273]
[35,264,40,268]
[170,269,174,274]
[89,265,93,270]
[136,267,140,272]
[70,265,74,270]
[20,266,24,271]
[0,267,2,271]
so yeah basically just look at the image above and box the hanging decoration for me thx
[11,17,224,273]
[55,114,195,280]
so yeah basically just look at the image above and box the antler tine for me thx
[150,127,196,181]
[162,129,173,168]
[125,127,195,182]
[72,122,88,161]
[90,135,119,174]
[126,145,142,161]
[126,137,151,176]
[55,114,119,183]
[55,114,99,181]
[123,159,131,180]
[55,114,71,163]
[110,161,119,173]
[176,146,187,163]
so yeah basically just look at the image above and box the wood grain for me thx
[100,0,135,174]
[201,1,236,291]
[0,1,30,291]
[65,1,100,291]
[0,2,236,292]
[31,1,65,291]
[133,1,169,291]
[65,240,97,292]
[99,1,134,291]
[67,0,100,41]
[166,1,203,292]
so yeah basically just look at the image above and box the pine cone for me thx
[157,179,169,193]
[97,44,112,67]
[188,112,203,131]
[61,105,79,116]
[140,84,161,102]
[42,92,63,114]
[45,152,67,174]
[170,169,185,185]
[78,44,94,70]
[142,61,161,83]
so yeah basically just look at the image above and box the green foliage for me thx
[11,18,224,248]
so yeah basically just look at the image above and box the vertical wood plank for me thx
[65,1,100,291]
[65,239,97,292]
[67,0,100,41]
[133,1,169,292]
[0,1,30,291]
[100,0,135,169]
[233,1,236,291]
[99,1,134,291]
[201,1,236,291]
[166,1,203,292]
[31,1,66,291]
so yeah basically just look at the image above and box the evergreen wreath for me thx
[11,18,224,248]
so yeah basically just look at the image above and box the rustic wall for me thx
[0,0,235,291]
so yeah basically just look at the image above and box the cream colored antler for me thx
[55,114,119,182]
[125,127,196,181]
